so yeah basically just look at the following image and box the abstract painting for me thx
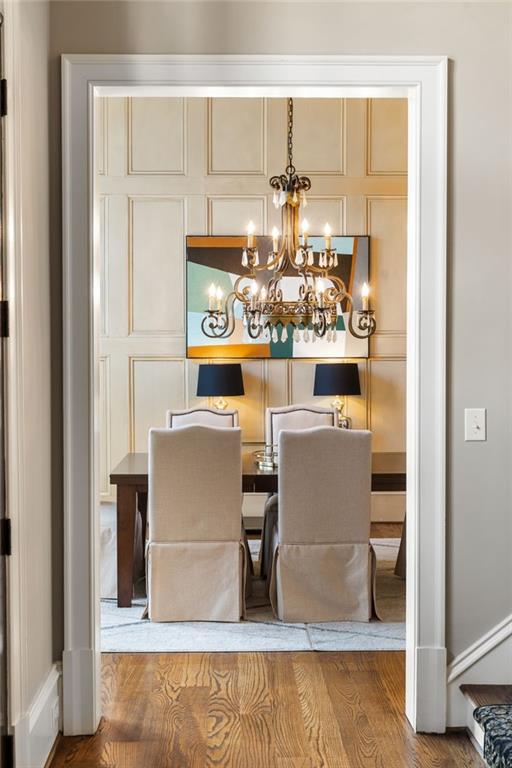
[186,235,370,359]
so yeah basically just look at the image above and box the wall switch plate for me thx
[464,408,486,441]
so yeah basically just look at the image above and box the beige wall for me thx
[96,95,407,526]
[8,0,56,713]
[49,1,512,660]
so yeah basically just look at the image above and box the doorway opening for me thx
[62,55,447,735]
[97,93,407,654]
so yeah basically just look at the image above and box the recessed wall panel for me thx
[367,197,407,333]
[129,97,185,175]
[292,99,345,174]
[367,99,408,175]
[208,196,265,235]
[369,359,406,453]
[208,98,266,175]
[129,197,184,334]
[130,357,185,452]
[99,356,111,496]
[235,361,266,443]
[301,197,345,236]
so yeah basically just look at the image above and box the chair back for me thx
[166,407,239,428]
[265,404,338,447]
[278,426,371,544]
[149,425,242,542]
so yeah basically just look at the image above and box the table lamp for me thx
[313,363,361,429]
[196,363,245,410]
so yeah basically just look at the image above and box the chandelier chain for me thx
[286,98,295,175]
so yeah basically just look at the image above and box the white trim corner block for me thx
[61,54,448,734]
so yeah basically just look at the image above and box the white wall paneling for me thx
[98,97,407,499]
[128,196,185,335]
[128,97,186,175]
[207,195,267,235]
[292,98,346,175]
[99,356,111,496]
[368,358,407,454]
[208,97,267,176]
[302,196,346,236]
[129,357,186,451]
[366,99,408,176]
[366,195,408,335]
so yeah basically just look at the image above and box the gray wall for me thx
[49,1,512,660]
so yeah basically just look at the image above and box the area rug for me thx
[101,538,405,652]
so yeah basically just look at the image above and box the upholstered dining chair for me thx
[264,426,377,623]
[259,404,339,579]
[264,404,338,449]
[147,425,247,622]
[166,407,239,428]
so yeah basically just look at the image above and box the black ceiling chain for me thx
[286,98,295,176]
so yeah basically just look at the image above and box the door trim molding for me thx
[61,53,448,734]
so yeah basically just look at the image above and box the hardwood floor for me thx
[50,652,482,767]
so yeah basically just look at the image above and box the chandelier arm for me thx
[346,293,377,339]
[200,291,239,339]
[233,274,254,302]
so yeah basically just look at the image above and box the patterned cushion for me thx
[474,705,512,768]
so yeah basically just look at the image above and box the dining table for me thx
[110,448,406,607]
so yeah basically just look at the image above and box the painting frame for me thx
[186,234,370,360]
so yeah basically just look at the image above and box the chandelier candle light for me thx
[202,99,376,344]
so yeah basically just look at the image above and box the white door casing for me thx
[62,55,447,735]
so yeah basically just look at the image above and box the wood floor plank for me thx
[50,652,484,768]
[238,653,273,767]
[206,653,242,767]
[292,653,351,766]
[144,654,208,767]
[319,656,386,767]
[267,653,311,760]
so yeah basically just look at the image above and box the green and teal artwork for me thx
[186,235,370,360]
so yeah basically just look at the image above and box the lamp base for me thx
[213,396,228,410]
[331,397,352,429]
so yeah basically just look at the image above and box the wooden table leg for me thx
[137,490,148,573]
[117,484,137,607]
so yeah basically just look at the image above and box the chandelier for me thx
[202,98,376,344]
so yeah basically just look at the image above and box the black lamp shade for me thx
[313,363,361,396]
[197,364,245,397]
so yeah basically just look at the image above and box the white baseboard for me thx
[62,647,101,735]
[447,612,512,727]
[14,663,61,768]
[413,646,447,732]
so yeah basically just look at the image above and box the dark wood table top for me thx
[110,448,406,492]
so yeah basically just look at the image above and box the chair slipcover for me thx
[166,407,239,428]
[268,426,377,623]
[259,404,338,579]
[265,404,338,448]
[147,425,246,622]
